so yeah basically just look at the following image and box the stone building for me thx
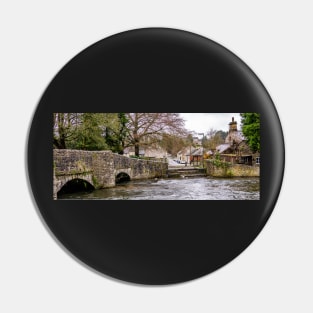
[225,117,245,145]
[216,117,260,166]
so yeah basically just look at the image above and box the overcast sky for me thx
[179,113,241,135]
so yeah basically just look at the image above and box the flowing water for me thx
[58,177,260,200]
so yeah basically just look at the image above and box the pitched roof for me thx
[178,146,197,156]
[216,143,231,153]
[191,148,204,156]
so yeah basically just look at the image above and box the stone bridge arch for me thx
[53,149,168,199]
[115,168,132,183]
[54,173,95,199]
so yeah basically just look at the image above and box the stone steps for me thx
[167,167,206,178]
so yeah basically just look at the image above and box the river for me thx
[58,177,260,200]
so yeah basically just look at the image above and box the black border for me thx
[27,28,284,285]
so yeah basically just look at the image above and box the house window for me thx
[256,157,260,164]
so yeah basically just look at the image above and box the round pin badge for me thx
[27,28,284,285]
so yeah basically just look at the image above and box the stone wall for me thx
[113,154,167,180]
[53,149,115,190]
[53,149,168,199]
[205,160,260,177]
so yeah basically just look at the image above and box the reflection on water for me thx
[58,177,260,200]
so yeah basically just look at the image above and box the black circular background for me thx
[27,28,284,285]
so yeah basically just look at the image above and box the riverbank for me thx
[205,160,260,178]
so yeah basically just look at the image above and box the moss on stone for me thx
[92,175,99,188]
[225,169,234,177]
[75,160,87,172]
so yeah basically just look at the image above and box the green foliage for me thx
[208,154,233,177]
[53,113,128,152]
[104,113,129,154]
[92,175,98,188]
[240,113,260,152]
[212,153,231,169]
[225,169,234,177]
[70,113,108,150]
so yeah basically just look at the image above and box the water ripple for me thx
[59,177,260,200]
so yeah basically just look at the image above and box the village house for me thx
[190,147,204,166]
[123,145,168,159]
[176,117,259,167]
[216,117,260,166]
[176,146,193,164]
[177,146,213,166]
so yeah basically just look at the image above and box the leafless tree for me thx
[125,113,187,156]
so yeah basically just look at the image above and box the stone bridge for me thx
[53,149,168,199]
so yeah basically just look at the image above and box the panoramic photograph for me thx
[53,113,260,200]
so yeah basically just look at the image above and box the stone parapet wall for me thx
[53,149,168,199]
[205,160,260,177]
[54,149,95,174]
[53,149,115,189]
[113,155,167,180]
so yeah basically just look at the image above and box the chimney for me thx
[229,117,237,132]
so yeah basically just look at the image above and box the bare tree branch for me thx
[125,113,187,156]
